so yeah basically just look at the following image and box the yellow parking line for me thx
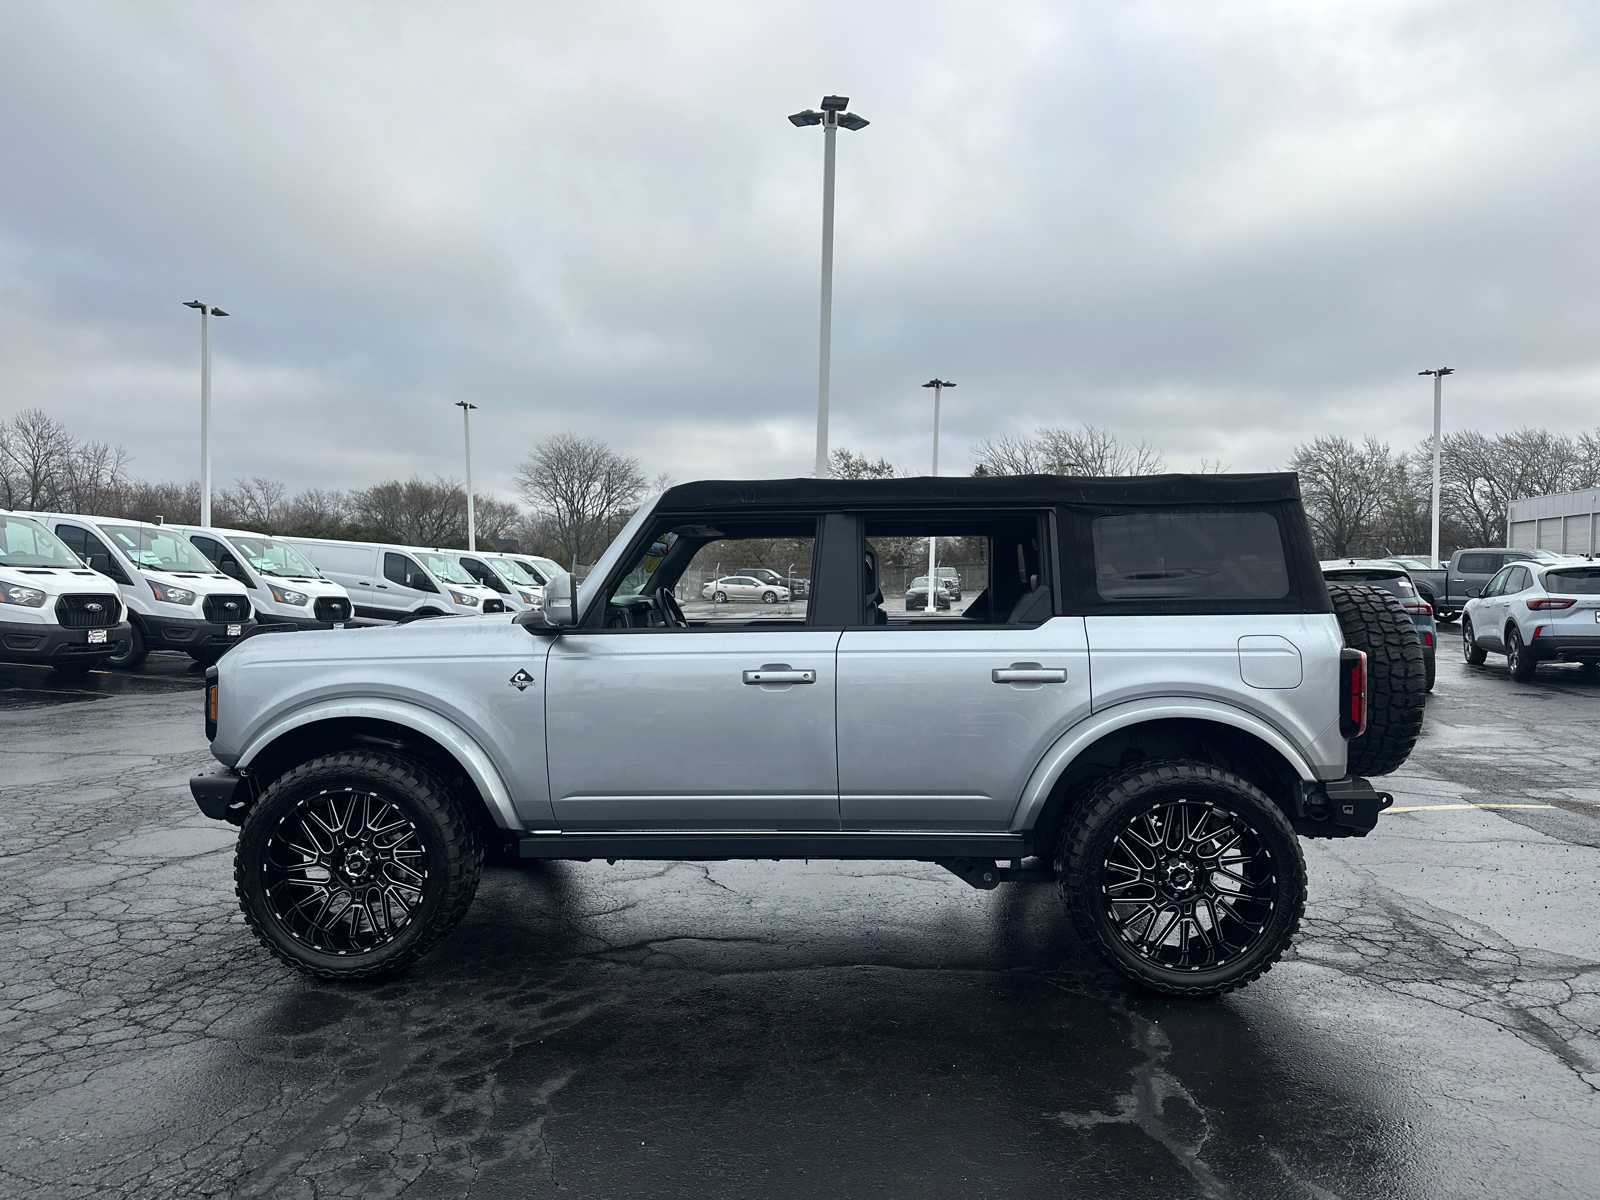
[1384,803,1554,814]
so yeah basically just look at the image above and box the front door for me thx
[544,630,842,830]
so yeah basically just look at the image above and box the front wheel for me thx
[1462,618,1487,665]
[235,751,483,981]
[107,621,148,670]
[187,648,223,666]
[1507,627,1538,680]
[761,591,777,604]
[1056,760,1305,997]
[51,659,101,677]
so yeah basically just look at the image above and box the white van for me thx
[439,550,547,612]
[31,512,256,669]
[1,511,134,675]
[167,524,354,630]
[510,555,567,588]
[276,536,504,621]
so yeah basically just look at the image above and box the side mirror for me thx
[220,559,245,580]
[1467,587,1482,598]
[542,573,575,626]
[88,553,112,575]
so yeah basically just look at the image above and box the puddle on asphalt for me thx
[0,654,207,711]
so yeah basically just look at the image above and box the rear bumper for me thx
[191,770,249,824]
[1530,634,1600,662]
[1294,776,1394,839]
[0,618,132,664]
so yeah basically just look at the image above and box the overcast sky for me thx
[3,1,1599,503]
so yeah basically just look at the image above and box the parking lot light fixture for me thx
[1419,368,1454,569]
[790,94,870,477]
[455,401,479,550]
[184,301,229,526]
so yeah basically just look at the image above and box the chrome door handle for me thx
[743,668,815,684]
[993,664,1068,683]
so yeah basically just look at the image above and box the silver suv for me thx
[191,474,1424,996]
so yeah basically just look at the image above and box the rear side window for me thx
[1546,568,1600,595]
[1456,553,1498,574]
[1093,512,1289,601]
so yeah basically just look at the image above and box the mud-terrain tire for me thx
[1326,583,1426,776]
[1462,618,1488,665]
[236,751,483,981]
[1507,626,1538,681]
[1055,760,1305,997]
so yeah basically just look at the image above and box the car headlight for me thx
[268,585,309,605]
[149,581,196,605]
[518,591,536,604]
[0,584,47,607]
[449,590,479,607]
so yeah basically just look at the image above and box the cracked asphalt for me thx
[1,647,1597,1198]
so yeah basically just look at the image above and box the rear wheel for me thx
[1057,760,1305,997]
[1424,651,1436,692]
[1463,618,1487,665]
[235,751,483,981]
[106,621,147,670]
[1507,627,1538,681]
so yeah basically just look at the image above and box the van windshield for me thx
[489,558,539,586]
[1,516,83,568]
[98,523,217,572]
[528,557,565,581]
[417,552,474,584]
[225,535,322,578]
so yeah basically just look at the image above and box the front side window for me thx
[1,516,83,568]
[1483,567,1514,597]
[98,523,217,572]
[1093,512,1288,601]
[490,557,539,586]
[384,553,423,587]
[599,520,816,629]
[416,552,473,585]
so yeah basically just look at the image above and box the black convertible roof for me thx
[658,472,1302,512]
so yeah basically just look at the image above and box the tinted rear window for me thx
[1456,553,1499,574]
[1093,512,1289,601]
[1545,568,1600,595]
[1323,571,1416,599]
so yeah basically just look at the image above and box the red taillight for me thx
[1339,648,1368,739]
[1528,597,1575,610]
[1403,600,1433,616]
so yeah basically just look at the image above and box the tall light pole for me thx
[789,95,869,478]
[456,401,478,550]
[922,379,955,611]
[1419,367,1454,568]
[183,301,229,525]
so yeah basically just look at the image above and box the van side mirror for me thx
[220,559,245,581]
[88,553,112,574]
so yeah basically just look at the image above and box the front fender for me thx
[1008,698,1321,833]
[235,698,523,830]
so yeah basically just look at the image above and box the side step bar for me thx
[517,831,1029,861]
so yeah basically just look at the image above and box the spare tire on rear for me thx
[1326,583,1426,776]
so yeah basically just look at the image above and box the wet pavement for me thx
[1,651,1597,1198]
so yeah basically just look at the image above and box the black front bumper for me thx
[0,618,132,665]
[1294,776,1394,838]
[191,770,250,824]
[143,613,257,649]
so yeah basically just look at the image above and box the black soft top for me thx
[658,472,1302,512]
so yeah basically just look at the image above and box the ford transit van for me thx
[0,511,133,675]
[277,537,504,621]
[168,524,353,629]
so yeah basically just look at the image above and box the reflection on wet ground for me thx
[0,653,206,710]
[0,654,1596,1197]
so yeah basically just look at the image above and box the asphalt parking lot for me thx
[1,644,1597,1199]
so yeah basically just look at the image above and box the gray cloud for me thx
[3,1,1599,501]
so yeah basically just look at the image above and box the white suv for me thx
[1462,561,1600,679]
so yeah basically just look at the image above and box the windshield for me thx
[225,534,322,578]
[99,523,218,572]
[1545,568,1600,595]
[0,515,83,568]
[417,552,474,585]
[613,533,678,598]
[528,557,565,581]
[489,557,539,586]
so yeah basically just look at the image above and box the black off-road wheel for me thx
[1056,760,1305,997]
[1326,583,1426,776]
[1462,618,1488,665]
[236,751,483,981]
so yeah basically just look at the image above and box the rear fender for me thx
[235,698,521,829]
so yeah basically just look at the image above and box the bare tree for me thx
[219,477,289,530]
[514,433,645,567]
[0,408,75,509]
[1420,428,1596,547]
[1289,435,1396,558]
[829,448,901,480]
[283,488,351,536]
[972,425,1164,477]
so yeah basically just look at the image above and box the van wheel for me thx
[1056,759,1305,997]
[1326,583,1425,776]
[187,649,223,666]
[106,622,148,670]
[1507,627,1538,681]
[235,751,483,981]
[1462,618,1487,665]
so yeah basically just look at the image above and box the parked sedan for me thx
[701,575,790,604]
[1461,561,1600,680]
[1322,560,1439,691]
[904,576,953,611]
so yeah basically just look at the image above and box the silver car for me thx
[702,575,790,604]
